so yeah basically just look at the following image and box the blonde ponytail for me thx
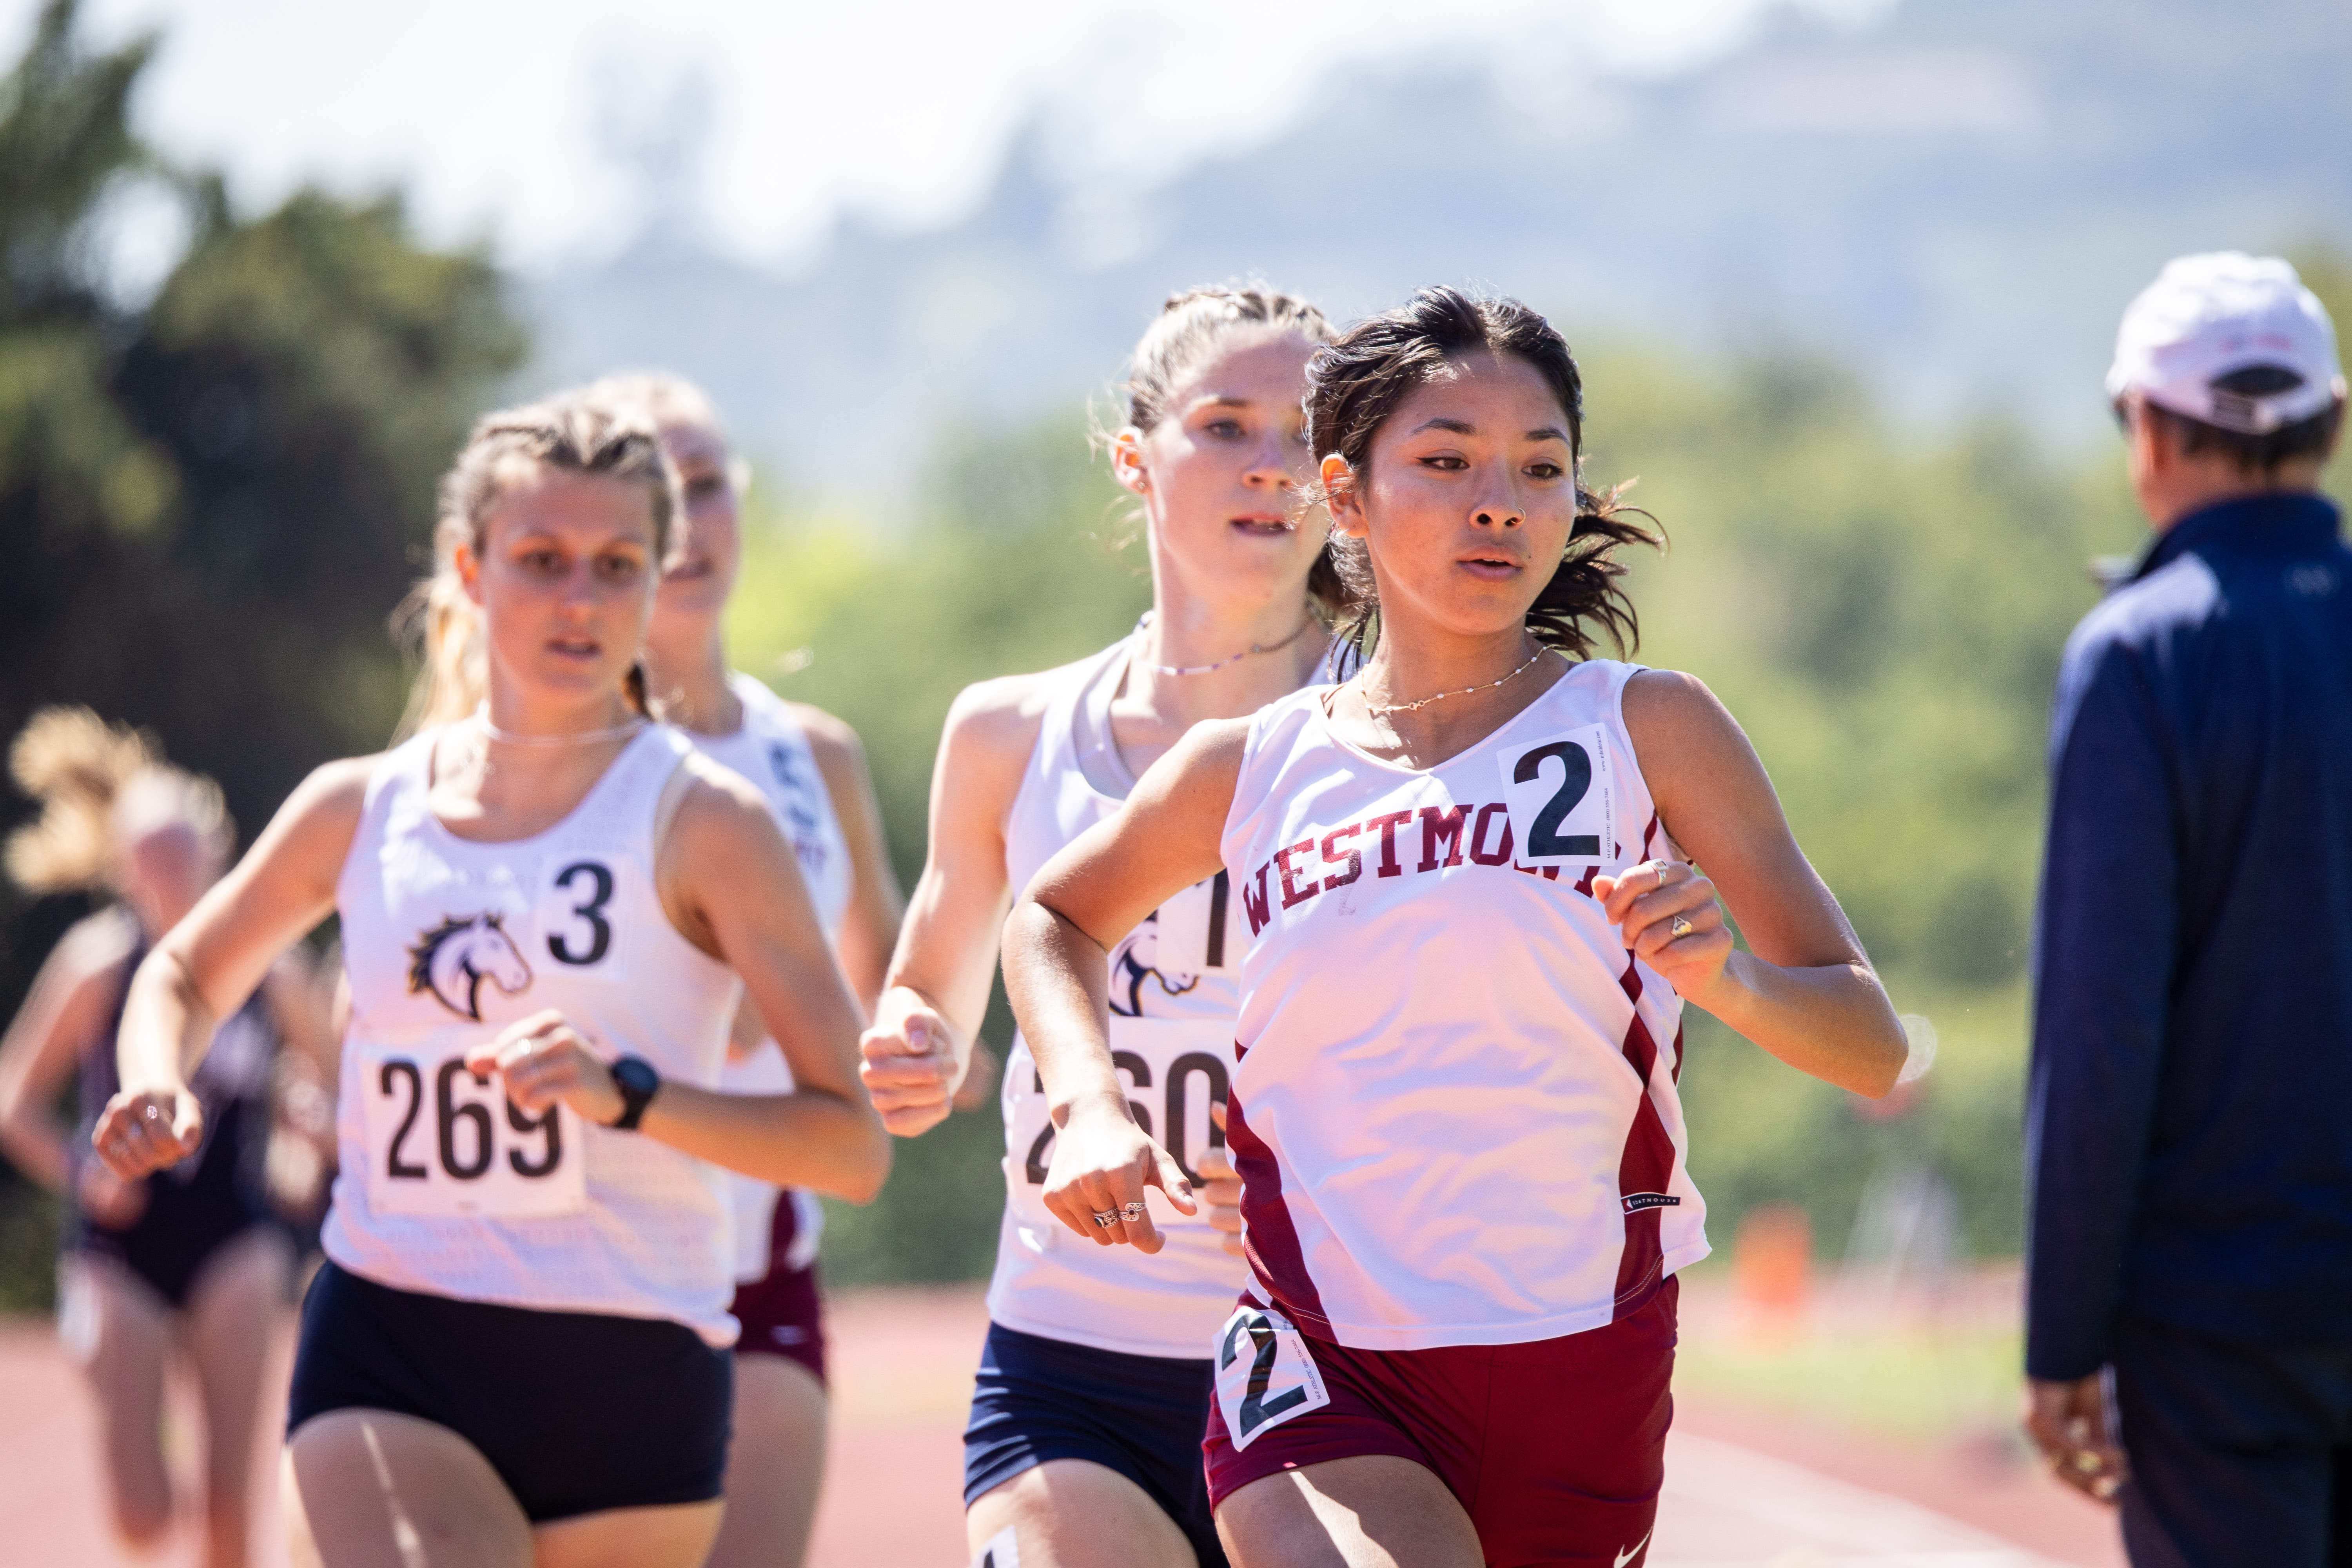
[392,570,486,740]
[5,707,231,895]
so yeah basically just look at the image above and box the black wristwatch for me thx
[608,1056,661,1132]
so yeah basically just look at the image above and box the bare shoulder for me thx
[673,751,781,835]
[1177,714,1255,768]
[782,699,865,761]
[48,906,141,989]
[1621,668,1750,758]
[781,701,877,794]
[940,663,1073,772]
[1132,715,1252,809]
[289,754,383,827]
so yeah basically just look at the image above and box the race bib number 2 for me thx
[359,1045,588,1219]
[1497,723,1628,871]
[1215,1304,1330,1451]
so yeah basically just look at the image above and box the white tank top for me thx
[1220,660,1709,1352]
[994,634,1253,1359]
[687,673,845,1282]
[325,724,746,1345]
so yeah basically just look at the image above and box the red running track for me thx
[0,1286,2123,1566]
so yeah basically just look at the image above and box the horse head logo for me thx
[1107,933,1201,1019]
[407,913,533,1021]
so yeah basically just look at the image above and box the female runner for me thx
[91,396,891,1568]
[0,710,330,1568]
[596,369,904,1568]
[1002,287,1909,1568]
[857,283,1335,1568]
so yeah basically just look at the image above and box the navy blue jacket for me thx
[2026,492,2352,1381]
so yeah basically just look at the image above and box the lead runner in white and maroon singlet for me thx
[1003,287,1910,1568]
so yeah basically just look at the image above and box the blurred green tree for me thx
[0,0,525,1307]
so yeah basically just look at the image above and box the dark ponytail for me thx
[1302,285,1660,666]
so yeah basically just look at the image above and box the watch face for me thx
[614,1058,659,1098]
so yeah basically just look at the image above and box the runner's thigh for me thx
[1216,1454,1480,1568]
[706,1354,828,1568]
[182,1228,293,1485]
[534,1499,726,1568]
[70,1256,174,1540]
[285,1408,530,1568]
[970,1457,1200,1568]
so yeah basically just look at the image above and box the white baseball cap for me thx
[2106,252,2347,434]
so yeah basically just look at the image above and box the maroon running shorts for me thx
[727,1191,828,1387]
[1202,1276,1677,1566]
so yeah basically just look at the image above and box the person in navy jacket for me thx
[2025,252,2349,1563]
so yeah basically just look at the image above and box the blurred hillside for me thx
[533,0,2352,504]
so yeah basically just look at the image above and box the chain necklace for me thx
[473,705,647,748]
[1357,644,1552,718]
[1138,610,1319,677]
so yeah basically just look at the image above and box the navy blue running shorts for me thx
[287,1260,733,1523]
[963,1321,1227,1568]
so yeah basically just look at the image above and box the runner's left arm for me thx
[1606,670,1906,1096]
[797,705,904,1013]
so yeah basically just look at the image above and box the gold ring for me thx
[1671,915,1695,939]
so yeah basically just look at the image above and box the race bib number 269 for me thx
[359,1044,588,1220]
[1215,1304,1330,1451]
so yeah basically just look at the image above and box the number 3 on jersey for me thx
[539,858,624,976]
[1215,1303,1329,1450]
[358,1041,588,1218]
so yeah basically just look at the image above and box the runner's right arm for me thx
[0,914,137,1192]
[98,757,375,1177]
[1002,717,1248,1254]
[858,672,1051,1137]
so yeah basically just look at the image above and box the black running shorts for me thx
[287,1260,732,1522]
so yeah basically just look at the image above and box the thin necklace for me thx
[473,705,647,748]
[1358,645,1552,717]
[1138,610,1318,677]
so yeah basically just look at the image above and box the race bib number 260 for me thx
[1215,1304,1330,1451]
[359,1044,588,1219]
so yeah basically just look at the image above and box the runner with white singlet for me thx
[1003,288,1911,1568]
[90,397,890,1568]
[593,369,907,1568]
[857,284,1336,1568]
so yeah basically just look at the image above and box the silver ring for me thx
[1671,915,1695,939]
[142,1103,161,1122]
[1652,862,1671,892]
[1121,1201,1148,1220]
[1091,1210,1118,1228]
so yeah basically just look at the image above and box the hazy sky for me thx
[11,0,1889,273]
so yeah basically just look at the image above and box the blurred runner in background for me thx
[859,283,1336,1568]
[0,707,332,1568]
[91,396,890,1568]
[2025,252,2350,1563]
[592,370,905,1568]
